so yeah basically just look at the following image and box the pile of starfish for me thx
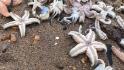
[1,0,124,70]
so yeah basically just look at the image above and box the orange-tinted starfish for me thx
[0,0,22,17]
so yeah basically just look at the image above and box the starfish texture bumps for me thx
[2,10,40,37]
[68,29,107,66]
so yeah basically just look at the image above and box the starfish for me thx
[28,0,43,16]
[49,0,64,18]
[91,1,116,19]
[68,29,107,66]
[61,0,96,24]
[60,7,80,24]
[2,10,40,37]
[95,59,113,70]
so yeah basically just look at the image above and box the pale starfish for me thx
[68,29,107,66]
[91,1,116,19]
[2,10,40,37]
[95,59,113,70]
[61,0,96,24]
[28,0,43,16]
[49,0,64,18]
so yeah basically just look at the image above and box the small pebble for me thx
[55,37,59,40]
[54,43,58,45]
[10,34,16,43]
[33,35,40,44]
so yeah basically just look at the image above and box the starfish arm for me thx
[95,20,108,40]
[99,18,111,24]
[34,0,38,2]
[37,3,43,9]
[22,10,30,19]
[69,43,87,57]
[0,1,10,17]
[91,5,103,12]
[92,41,107,52]
[86,29,96,42]
[100,11,108,19]
[106,6,113,11]
[116,15,124,29]
[19,23,26,37]
[97,1,106,8]
[28,2,35,5]
[105,66,113,70]
[31,4,38,15]
[2,21,17,29]
[68,31,86,43]
[94,64,105,70]
[86,46,98,66]
[63,17,72,24]
[24,18,40,25]
[79,12,85,23]
[107,11,116,18]
[78,25,83,33]
[10,12,21,21]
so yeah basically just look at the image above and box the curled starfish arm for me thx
[99,18,111,24]
[86,46,98,66]
[10,12,21,20]
[69,43,87,57]
[92,41,107,52]
[86,29,96,42]
[2,21,17,29]
[24,18,40,25]
[68,31,86,43]
[22,11,30,19]
[95,19,108,40]
[19,23,26,37]
[0,1,10,17]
